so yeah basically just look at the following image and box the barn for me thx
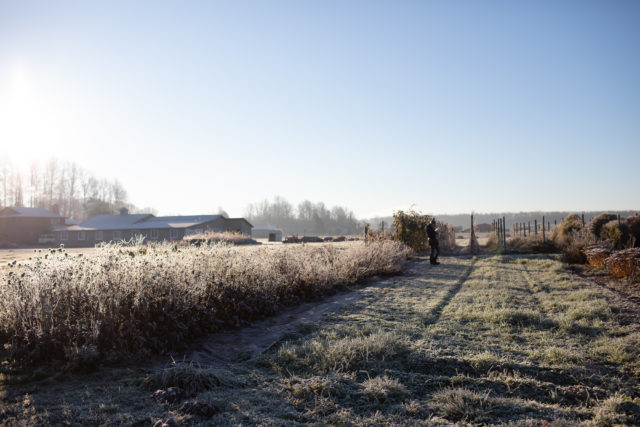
[52,208,253,247]
[0,207,65,245]
[251,226,283,242]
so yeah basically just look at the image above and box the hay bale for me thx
[605,248,640,281]
[583,244,612,268]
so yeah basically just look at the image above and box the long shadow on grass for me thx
[420,259,476,326]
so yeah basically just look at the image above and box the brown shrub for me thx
[587,214,618,239]
[552,215,591,264]
[627,215,640,247]
[392,210,432,252]
[602,220,632,250]
[551,214,584,248]
[605,248,640,281]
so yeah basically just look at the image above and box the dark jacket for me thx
[427,223,437,244]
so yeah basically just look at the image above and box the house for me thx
[52,208,253,247]
[251,226,283,242]
[0,207,65,245]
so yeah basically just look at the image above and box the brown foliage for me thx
[552,215,590,264]
[392,210,432,252]
[392,210,456,253]
[587,214,618,239]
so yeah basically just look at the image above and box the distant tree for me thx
[0,155,152,220]
[246,196,361,235]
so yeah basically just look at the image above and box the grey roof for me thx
[79,214,154,230]
[77,214,224,231]
[147,215,222,224]
[52,225,94,232]
[0,207,63,218]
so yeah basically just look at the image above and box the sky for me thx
[1,0,638,218]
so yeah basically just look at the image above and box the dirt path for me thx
[179,259,429,365]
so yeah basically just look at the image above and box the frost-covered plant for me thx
[0,241,411,365]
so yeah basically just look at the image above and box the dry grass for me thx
[0,240,411,365]
[182,230,255,245]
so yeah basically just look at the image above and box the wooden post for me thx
[528,221,531,235]
[470,213,474,236]
[542,215,546,242]
[582,213,585,225]
[502,215,506,248]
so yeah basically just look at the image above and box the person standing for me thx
[427,218,440,265]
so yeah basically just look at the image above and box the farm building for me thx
[251,226,283,242]
[0,207,65,245]
[52,208,253,247]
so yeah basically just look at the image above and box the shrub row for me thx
[0,241,411,366]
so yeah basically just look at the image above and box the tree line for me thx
[0,156,151,221]
[245,196,361,236]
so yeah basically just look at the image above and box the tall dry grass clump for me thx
[0,241,411,365]
[551,214,591,264]
[437,222,456,253]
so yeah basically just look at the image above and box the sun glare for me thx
[1,61,68,164]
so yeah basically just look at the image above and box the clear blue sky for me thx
[1,0,638,218]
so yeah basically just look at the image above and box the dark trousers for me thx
[430,241,439,263]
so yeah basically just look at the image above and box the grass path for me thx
[1,254,639,425]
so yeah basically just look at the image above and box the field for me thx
[1,245,639,425]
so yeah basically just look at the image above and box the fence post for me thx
[542,215,546,242]
[502,216,506,249]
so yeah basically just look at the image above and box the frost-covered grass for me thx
[0,240,411,365]
[182,230,256,245]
